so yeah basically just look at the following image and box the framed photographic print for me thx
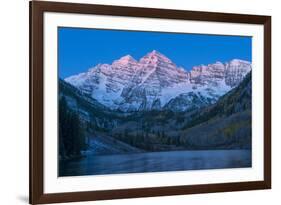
[29,1,271,204]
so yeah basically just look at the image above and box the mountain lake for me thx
[59,149,251,176]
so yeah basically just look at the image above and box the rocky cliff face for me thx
[65,50,251,112]
[179,72,252,149]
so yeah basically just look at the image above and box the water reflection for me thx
[59,150,251,177]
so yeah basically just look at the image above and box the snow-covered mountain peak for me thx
[227,59,252,71]
[65,51,252,112]
[112,54,138,66]
[229,59,251,65]
[213,61,224,66]
[139,50,173,65]
[89,63,110,72]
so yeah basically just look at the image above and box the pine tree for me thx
[59,96,86,159]
[59,96,68,157]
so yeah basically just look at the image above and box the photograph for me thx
[58,27,252,177]
[28,2,272,204]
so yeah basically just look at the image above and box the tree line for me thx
[59,96,87,159]
[113,129,182,151]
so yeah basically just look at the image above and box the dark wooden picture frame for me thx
[30,1,271,204]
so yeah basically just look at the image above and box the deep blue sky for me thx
[58,27,252,78]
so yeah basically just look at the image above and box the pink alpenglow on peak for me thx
[65,50,252,112]
[140,50,173,64]
[112,55,138,66]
